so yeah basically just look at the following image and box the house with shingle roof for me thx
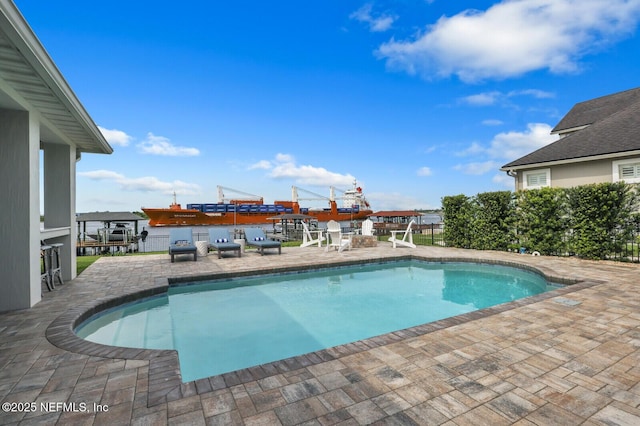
[501,87,640,190]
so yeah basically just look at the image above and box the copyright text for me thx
[2,402,109,413]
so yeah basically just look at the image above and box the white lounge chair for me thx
[325,220,351,252]
[300,221,325,248]
[361,219,374,236]
[389,220,416,249]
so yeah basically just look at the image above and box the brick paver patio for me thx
[1,243,639,425]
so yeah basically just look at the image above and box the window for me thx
[613,159,640,184]
[527,173,547,187]
[523,169,550,189]
[620,163,640,179]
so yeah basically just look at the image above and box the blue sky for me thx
[17,0,640,212]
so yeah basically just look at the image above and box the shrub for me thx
[442,194,472,248]
[442,183,638,260]
[470,191,515,251]
[565,182,638,259]
[516,187,568,255]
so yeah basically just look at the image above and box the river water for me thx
[75,213,443,254]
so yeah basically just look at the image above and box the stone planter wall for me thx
[351,235,378,248]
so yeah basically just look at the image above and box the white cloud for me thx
[350,4,397,32]
[79,170,124,180]
[486,123,557,160]
[417,166,432,176]
[251,153,356,186]
[508,89,555,99]
[137,133,200,156]
[376,0,640,82]
[275,153,295,163]
[493,173,515,188]
[453,122,557,175]
[453,160,501,175]
[248,160,272,170]
[461,89,556,106]
[463,92,502,106]
[456,141,485,157]
[98,126,132,147]
[79,169,200,195]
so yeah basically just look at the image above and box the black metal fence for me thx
[80,223,449,255]
[80,222,638,263]
[374,223,445,246]
[136,231,211,253]
[610,224,640,263]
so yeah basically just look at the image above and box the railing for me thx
[80,220,639,264]
[511,224,640,263]
[610,225,640,263]
[375,223,445,246]
[126,224,449,254]
[136,232,212,253]
[133,222,635,262]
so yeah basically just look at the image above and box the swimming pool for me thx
[76,260,558,382]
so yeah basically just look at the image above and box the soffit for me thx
[0,4,111,154]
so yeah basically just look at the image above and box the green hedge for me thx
[566,182,638,259]
[443,182,639,260]
[471,191,515,251]
[442,194,472,248]
[443,191,515,251]
[516,187,568,255]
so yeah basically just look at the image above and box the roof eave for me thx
[500,149,640,172]
[0,2,112,154]
[550,124,589,135]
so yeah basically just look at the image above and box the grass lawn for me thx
[76,251,165,275]
[76,255,100,275]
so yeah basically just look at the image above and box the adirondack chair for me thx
[361,219,374,236]
[388,220,416,249]
[325,220,351,253]
[300,221,325,247]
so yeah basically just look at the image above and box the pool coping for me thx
[45,255,603,407]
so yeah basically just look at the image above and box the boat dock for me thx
[76,211,143,255]
[76,240,138,255]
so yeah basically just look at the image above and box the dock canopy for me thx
[76,212,144,236]
[76,212,143,224]
[266,213,316,240]
[368,210,422,221]
[368,210,441,232]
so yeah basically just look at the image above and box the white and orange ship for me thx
[142,184,372,226]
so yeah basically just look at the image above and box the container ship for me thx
[142,184,372,226]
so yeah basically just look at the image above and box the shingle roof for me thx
[552,87,640,133]
[502,87,640,169]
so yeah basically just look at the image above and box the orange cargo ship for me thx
[142,184,372,227]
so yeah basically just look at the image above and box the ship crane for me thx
[217,186,263,204]
[291,186,331,204]
[331,186,354,203]
[331,181,370,209]
[331,180,360,199]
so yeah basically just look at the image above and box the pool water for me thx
[76,261,557,382]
